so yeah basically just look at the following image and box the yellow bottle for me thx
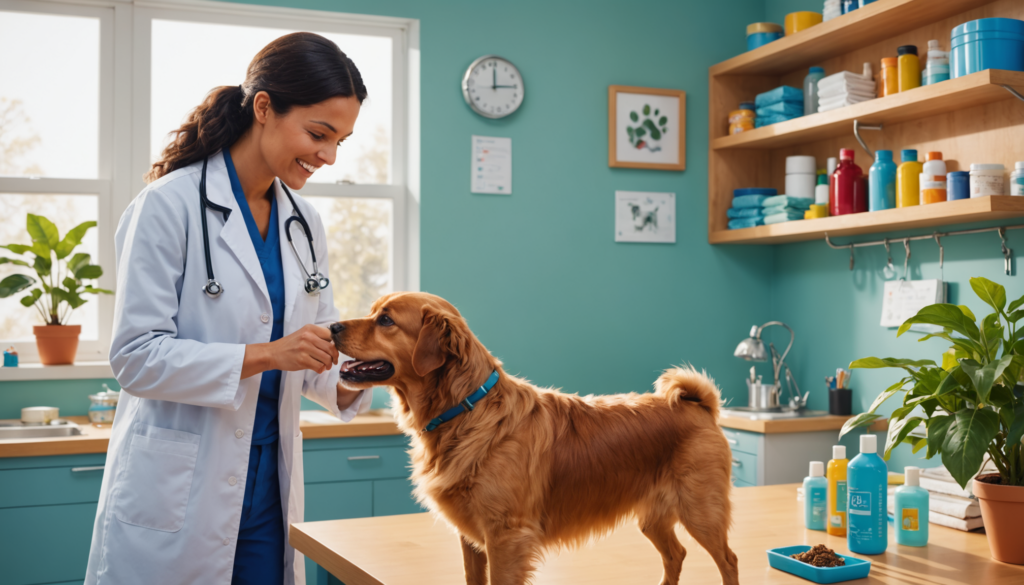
[827,445,848,537]
[898,45,920,92]
[897,149,923,207]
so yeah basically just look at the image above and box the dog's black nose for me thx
[329,322,345,335]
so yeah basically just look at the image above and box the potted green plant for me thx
[0,214,112,364]
[840,277,1024,564]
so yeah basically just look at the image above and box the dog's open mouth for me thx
[340,359,395,382]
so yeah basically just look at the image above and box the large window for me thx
[0,0,419,363]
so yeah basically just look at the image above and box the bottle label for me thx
[849,490,872,516]
[811,488,826,524]
[901,508,919,531]
[836,481,847,512]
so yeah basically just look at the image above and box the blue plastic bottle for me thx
[804,461,828,530]
[847,434,888,555]
[894,466,929,546]
[869,150,897,211]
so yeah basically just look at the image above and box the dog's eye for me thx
[377,314,394,327]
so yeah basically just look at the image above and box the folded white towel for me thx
[818,97,874,112]
[818,89,876,102]
[929,510,984,531]
[819,81,876,98]
[919,476,974,498]
[819,86,876,99]
[886,487,981,519]
[819,73,875,94]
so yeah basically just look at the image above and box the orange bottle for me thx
[880,57,899,97]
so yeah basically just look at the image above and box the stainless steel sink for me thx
[0,420,82,440]
[720,407,829,420]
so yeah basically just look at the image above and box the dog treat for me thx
[790,544,846,567]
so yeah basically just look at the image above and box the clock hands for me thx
[492,66,496,90]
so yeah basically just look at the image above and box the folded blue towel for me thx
[732,194,767,209]
[764,212,803,225]
[733,187,777,198]
[729,217,764,229]
[763,195,813,210]
[762,206,807,219]
[755,86,803,108]
[755,114,799,128]
[756,101,804,118]
[727,207,764,219]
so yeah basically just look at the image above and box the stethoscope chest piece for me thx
[203,280,224,298]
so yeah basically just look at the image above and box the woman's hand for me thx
[336,382,363,411]
[242,324,338,378]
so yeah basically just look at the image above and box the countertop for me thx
[291,483,1024,585]
[0,410,402,458]
[719,413,888,434]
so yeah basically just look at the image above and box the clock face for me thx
[462,55,524,119]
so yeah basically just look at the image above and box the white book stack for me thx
[817,64,876,113]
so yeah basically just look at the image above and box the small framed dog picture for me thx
[608,85,686,171]
[615,191,675,244]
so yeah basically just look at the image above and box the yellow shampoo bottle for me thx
[827,445,848,537]
[897,149,923,207]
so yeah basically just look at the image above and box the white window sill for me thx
[0,361,114,382]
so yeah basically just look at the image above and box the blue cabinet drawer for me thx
[730,450,758,486]
[303,447,410,484]
[0,503,97,585]
[721,427,760,455]
[304,480,373,521]
[0,464,105,509]
[373,478,425,517]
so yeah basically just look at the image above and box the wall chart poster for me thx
[615,191,675,244]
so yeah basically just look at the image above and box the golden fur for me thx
[333,292,739,585]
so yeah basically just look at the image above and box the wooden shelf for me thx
[710,196,1024,245]
[713,69,1024,151]
[710,0,996,76]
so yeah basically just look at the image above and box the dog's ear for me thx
[412,308,468,376]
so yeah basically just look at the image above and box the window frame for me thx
[0,0,420,366]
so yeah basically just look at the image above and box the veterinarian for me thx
[84,33,368,585]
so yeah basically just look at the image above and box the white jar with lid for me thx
[1012,162,1024,196]
[970,164,1005,197]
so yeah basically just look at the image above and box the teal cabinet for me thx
[0,432,423,585]
[722,424,869,486]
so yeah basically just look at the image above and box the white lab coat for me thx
[84,152,365,585]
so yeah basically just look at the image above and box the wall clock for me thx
[462,55,524,119]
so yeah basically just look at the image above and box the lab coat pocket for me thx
[113,423,201,532]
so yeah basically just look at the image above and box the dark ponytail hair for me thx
[145,32,367,183]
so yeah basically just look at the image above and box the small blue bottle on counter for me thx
[869,150,897,211]
[895,466,929,546]
[847,434,888,555]
[804,461,828,530]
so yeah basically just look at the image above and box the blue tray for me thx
[767,546,871,583]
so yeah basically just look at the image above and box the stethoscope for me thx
[198,156,330,298]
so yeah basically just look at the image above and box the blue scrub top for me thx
[223,149,283,446]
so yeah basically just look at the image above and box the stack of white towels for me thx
[886,462,996,532]
[817,63,876,113]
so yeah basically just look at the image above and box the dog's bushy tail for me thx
[654,366,722,418]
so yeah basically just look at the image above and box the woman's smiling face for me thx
[253,91,362,190]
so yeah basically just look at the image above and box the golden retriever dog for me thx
[331,292,739,585]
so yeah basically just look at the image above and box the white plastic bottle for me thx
[1012,162,1024,196]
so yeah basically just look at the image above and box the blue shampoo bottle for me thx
[895,466,929,546]
[848,434,888,555]
[869,150,897,211]
[804,461,828,530]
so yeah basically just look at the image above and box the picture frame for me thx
[608,85,686,171]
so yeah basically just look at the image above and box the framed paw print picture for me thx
[608,85,686,171]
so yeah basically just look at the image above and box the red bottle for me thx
[830,148,868,216]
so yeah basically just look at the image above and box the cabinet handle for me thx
[347,455,380,461]
[731,459,742,467]
[726,438,738,445]
[71,466,105,472]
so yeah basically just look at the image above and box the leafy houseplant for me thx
[841,276,1024,564]
[0,213,112,364]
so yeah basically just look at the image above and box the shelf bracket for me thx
[1002,84,1024,104]
[853,120,884,157]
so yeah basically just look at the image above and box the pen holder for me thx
[829,388,852,415]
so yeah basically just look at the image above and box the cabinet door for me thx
[373,478,425,517]
[0,503,97,585]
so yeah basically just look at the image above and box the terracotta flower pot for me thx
[973,473,1024,565]
[33,324,81,365]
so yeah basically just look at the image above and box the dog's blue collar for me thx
[423,370,499,432]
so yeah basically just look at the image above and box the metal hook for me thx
[853,120,884,157]
[933,234,944,269]
[882,237,896,278]
[849,244,855,271]
[999,227,1013,275]
[1003,84,1024,104]
[902,237,911,280]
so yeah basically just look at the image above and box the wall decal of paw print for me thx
[626,104,668,152]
